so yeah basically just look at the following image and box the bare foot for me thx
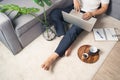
[65,48,72,56]
[65,43,74,56]
[41,53,59,70]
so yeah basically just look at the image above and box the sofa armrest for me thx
[0,13,22,55]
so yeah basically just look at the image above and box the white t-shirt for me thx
[80,0,110,12]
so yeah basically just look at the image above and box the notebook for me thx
[93,28,118,41]
[62,10,97,32]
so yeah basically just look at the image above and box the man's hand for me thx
[82,12,93,20]
[73,0,81,12]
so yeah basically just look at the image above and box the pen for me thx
[96,31,103,39]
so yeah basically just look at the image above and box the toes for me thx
[41,64,45,68]
[41,64,49,70]
[44,66,49,70]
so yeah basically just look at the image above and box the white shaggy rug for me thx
[0,15,119,80]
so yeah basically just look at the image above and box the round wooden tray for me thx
[78,45,99,63]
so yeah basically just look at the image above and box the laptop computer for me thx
[62,10,97,32]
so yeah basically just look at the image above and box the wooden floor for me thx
[93,42,120,80]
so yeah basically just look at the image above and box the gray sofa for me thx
[0,0,73,55]
[106,0,120,20]
[0,0,120,55]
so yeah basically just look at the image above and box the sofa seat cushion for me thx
[14,15,39,37]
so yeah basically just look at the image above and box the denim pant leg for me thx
[55,25,83,57]
[49,4,74,37]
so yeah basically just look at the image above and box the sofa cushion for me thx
[15,15,39,37]
[14,1,65,37]
[106,0,120,20]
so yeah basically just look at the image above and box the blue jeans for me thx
[50,5,83,57]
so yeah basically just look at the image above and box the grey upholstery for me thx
[0,0,119,55]
[106,0,120,20]
[0,13,22,54]
[0,0,73,55]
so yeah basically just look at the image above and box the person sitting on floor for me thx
[41,0,110,70]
